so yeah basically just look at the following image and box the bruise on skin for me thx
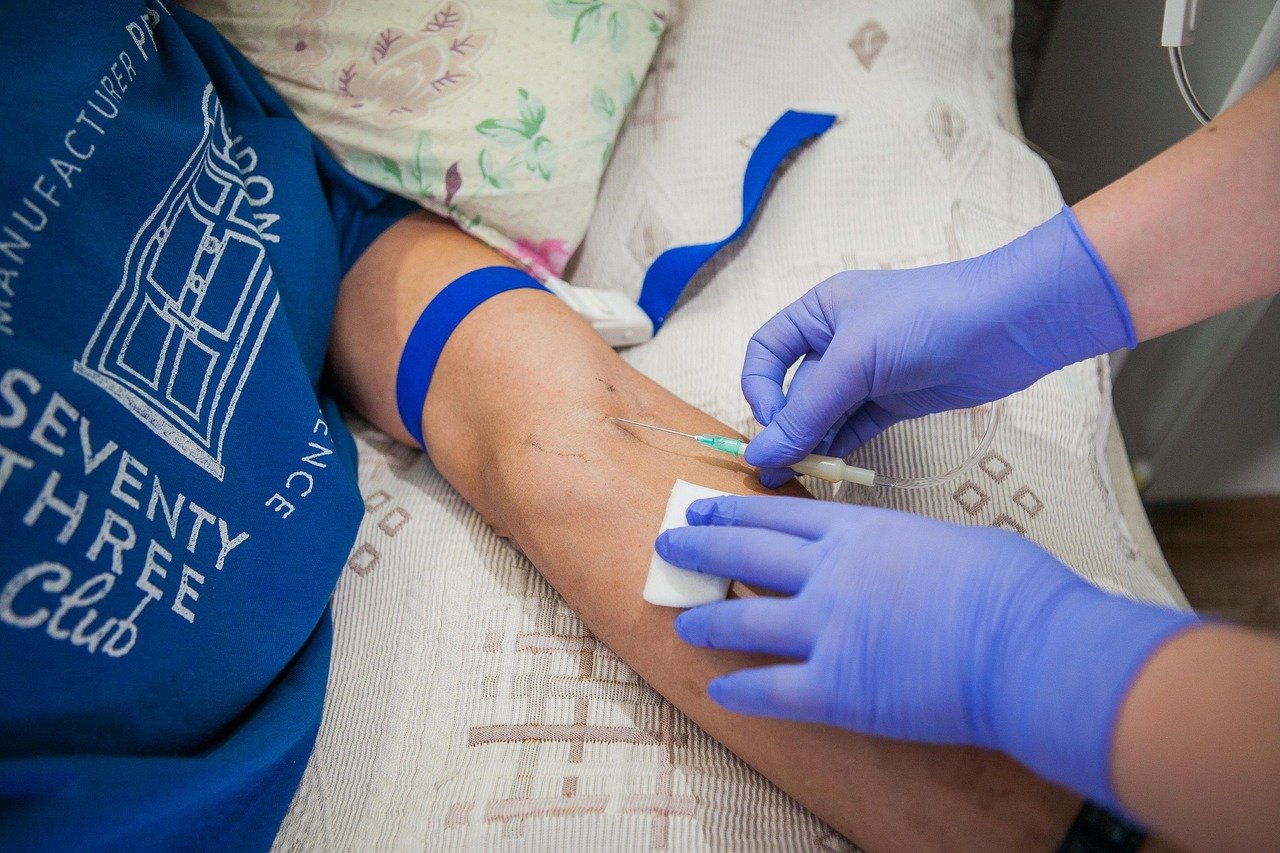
[595,373,650,421]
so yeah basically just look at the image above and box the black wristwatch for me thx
[1057,801,1147,853]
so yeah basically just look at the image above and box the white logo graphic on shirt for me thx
[75,84,278,481]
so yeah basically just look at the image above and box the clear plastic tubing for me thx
[867,399,1004,490]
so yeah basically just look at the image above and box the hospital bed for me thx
[272,2,1188,848]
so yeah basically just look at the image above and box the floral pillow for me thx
[184,0,668,278]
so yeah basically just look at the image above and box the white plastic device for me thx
[1161,0,1200,47]
[541,275,654,347]
[1163,0,1280,124]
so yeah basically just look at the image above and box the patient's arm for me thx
[329,212,1083,849]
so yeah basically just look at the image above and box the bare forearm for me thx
[427,290,1080,848]
[1074,68,1280,341]
[329,214,1082,848]
[1113,624,1280,851]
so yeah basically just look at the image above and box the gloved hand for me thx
[656,495,1197,809]
[742,207,1136,487]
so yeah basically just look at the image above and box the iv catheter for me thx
[610,417,880,487]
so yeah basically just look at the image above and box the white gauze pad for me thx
[643,479,735,608]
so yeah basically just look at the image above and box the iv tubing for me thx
[867,399,1005,490]
[1169,46,1212,125]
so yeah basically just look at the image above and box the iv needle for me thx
[609,417,700,440]
[608,416,881,488]
[611,416,748,456]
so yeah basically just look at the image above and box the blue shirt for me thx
[0,3,413,848]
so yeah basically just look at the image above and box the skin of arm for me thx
[1074,69,1280,847]
[1074,68,1280,341]
[1112,623,1280,850]
[326,212,1088,850]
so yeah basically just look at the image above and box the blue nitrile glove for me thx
[656,495,1198,810]
[742,207,1136,488]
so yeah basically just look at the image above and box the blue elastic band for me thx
[395,266,549,448]
[637,110,837,331]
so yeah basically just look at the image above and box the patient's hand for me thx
[327,212,1083,850]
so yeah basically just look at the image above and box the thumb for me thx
[744,351,870,467]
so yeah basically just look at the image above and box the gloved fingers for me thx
[757,466,795,489]
[754,387,846,489]
[802,373,848,458]
[743,346,872,469]
[684,494,850,539]
[706,663,826,722]
[828,401,900,458]
[674,598,816,659]
[741,340,793,429]
[821,414,849,456]
[657,525,812,593]
[741,293,833,426]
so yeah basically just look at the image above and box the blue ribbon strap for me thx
[637,110,838,331]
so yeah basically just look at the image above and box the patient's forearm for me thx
[330,214,1081,849]
[430,298,1083,848]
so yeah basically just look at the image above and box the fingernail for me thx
[673,612,697,643]
[685,498,717,524]
[654,531,673,560]
[706,678,726,703]
[761,469,793,489]
[742,436,774,468]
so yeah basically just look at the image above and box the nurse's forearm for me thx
[1112,623,1280,851]
[330,213,1084,849]
[1074,68,1280,341]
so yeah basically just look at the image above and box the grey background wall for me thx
[1024,0,1274,202]
[1022,0,1278,502]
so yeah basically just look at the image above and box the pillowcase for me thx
[183,0,667,278]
